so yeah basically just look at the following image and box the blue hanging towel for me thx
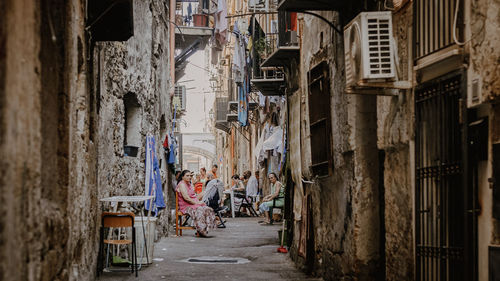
[145,136,166,214]
[238,83,248,126]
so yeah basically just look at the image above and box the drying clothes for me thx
[145,135,166,214]
[238,79,249,126]
[168,136,177,164]
[258,92,266,107]
[162,134,169,150]
[214,0,228,47]
[232,28,247,84]
[263,126,284,152]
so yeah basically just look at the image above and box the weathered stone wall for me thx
[96,0,172,234]
[288,11,382,281]
[375,4,415,280]
[0,0,99,280]
[469,0,500,101]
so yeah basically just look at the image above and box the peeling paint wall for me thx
[286,11,384,281]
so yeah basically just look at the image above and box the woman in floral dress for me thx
[176,170,216,237]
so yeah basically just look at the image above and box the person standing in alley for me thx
[200,167,207,185]
[211,164,218,179]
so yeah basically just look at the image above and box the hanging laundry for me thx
[263,126,283,152]
[238,82,248,126]
[232,23,247,84]
[214,0,228,47]
[145,135,166,214]
[167,133,177,165]
[258,92,266,107]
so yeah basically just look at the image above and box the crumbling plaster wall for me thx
[375,3,415,280]
[292,11,380,280]
[96,0,171,232]
[469,0,500,101]
[0,0,98,280]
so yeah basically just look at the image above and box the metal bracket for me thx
[346,80,412,95]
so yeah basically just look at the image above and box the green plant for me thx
[254,37,271,57]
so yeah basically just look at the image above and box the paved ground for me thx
[98,217,320,281]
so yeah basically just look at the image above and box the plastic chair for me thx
[175,192,195,236]
[97,212,137,277]
[270,196,285,224]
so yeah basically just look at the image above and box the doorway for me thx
[414,70,477,281]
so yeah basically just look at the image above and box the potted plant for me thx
[254,37,270,59]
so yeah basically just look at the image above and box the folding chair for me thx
[175,192,195,236]
[98,212,138,277]
[235,192,258,217]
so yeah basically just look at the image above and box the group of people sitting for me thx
[173,165,285,237]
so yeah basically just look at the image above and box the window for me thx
[308,61,333,176]
[123,92,141,148]
[414,0,463,60]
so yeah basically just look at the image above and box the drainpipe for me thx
[170,0,176,97]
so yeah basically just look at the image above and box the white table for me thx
[223,190,235,218]
[99,195,155,269]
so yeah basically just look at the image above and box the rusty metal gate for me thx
[415,71,475,281]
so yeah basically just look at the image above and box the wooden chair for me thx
[175,191,195,236]
[98,212,137,277]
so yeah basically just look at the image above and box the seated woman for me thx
[230,174,248,214]
[176,170,216,237]
[258,172,284,224]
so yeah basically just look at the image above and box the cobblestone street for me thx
[99,218,318,281]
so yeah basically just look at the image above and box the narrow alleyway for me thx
[99,218,318,281]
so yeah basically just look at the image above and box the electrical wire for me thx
[186,61,234,81]
[453,0,466,46]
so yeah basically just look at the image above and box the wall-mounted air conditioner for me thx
[344,11,396,89]
[173,85,186,111]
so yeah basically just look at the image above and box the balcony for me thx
[251,70,285,96]
[175,1,214,39]
[261,11,300,68]
[214,97,230,133]
[278,0,345,11]
[250,31,286,96]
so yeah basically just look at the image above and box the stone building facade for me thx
[94,0,173,234]
[0,0,173,280]
[214,0,500,280]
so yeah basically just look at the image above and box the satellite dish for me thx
[348,22,362,83]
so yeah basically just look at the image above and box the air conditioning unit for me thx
[344,11,396,88]
[249,0,266,11]
[284,30,298,46]
[173,85,186,111]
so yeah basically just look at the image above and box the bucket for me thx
[193,14,208,27]
[128,216,157,264]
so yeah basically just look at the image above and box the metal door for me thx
[415,71,475,281]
